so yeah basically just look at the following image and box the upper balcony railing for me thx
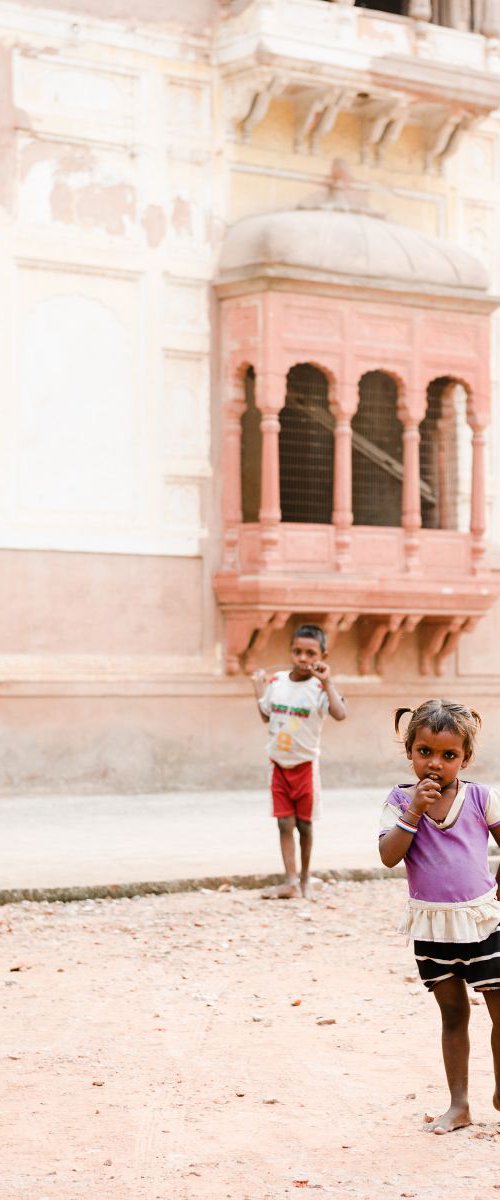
[217,0,500,164]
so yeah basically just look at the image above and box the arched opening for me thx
[241,366,261,523]
[279,363,333,524]
[352,370,403,526]
[420,377,472,531]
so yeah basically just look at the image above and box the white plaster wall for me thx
[448,117,500,544]
[0,8,220,558]
[19,294,135,515]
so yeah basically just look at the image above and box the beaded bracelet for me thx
[396,817,418,835]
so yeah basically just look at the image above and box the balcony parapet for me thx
[217,0,500,163]
[214,528,500,676]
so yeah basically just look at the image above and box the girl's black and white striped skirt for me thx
[415,924,500,992]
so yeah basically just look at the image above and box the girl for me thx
[379,698,500,1135]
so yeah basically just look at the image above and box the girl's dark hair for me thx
[395,698,482,760]
[291,623,327,654]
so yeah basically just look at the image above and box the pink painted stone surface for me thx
[215,286,496,675]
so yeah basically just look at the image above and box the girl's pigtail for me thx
[471,709,482,730]
[394,706,412,736]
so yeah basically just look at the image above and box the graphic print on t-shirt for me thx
[258,671,328,766]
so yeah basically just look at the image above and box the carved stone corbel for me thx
[358,616,391,676]
[323,611,358,649]
[360,98,409,163]
[376,614,423,673]
[435,616,477,675]
[418,616,473,675]
[311,90,352,153]
[239,76,284,143]
[424,111,467,170]
[244,611,288,674]
[224,613,260,675]
[293,88,351,154]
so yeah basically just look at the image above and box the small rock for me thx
[316,1017,336,1026]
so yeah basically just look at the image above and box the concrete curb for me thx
[0,865,407,905]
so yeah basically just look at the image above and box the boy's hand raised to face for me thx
[310,661,331,688]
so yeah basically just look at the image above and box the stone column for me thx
[221,378,245,570]
[257,373,283,568]
[401,418,422,572]
[332,411,353,572]
[470,418,487,571]
[437,1,471,30]
[407,0,432,18]
[478,1,500,37]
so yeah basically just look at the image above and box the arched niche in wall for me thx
[352,370,403,527]
[420,377,472,532]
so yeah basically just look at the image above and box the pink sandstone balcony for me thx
[213,189,500,677]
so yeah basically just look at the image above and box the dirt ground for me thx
[2,880,500,1200]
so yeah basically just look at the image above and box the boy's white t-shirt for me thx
[258,671,329,767]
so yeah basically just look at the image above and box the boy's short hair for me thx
[291,623,327,654]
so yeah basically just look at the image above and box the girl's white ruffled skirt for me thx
[400,886,500,945]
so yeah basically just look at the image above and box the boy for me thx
[252,623,346,900]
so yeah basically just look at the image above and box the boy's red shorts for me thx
[270,760,317,822]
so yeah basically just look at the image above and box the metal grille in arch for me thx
[279,364,334,524]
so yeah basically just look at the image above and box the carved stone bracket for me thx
[359,97,409,163]
[324,611,358,647]
[293,87,353,154]
[244,611,289,674]
[357,614,421,675]
[423,110,472,171]
[235,75,285,142]
[221,605,485,676]
[224,613,258,675]
[233,609,360,674]
[419,616,477,675]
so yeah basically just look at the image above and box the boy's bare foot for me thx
[424,1104,472,1134]
[300,877,316,901]
[261,881,301,900]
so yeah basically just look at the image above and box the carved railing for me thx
[327,1,500,35]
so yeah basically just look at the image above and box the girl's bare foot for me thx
[425,1104,472,1135]
[261,881,301,900]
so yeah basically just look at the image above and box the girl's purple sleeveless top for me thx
[387,783,496,903]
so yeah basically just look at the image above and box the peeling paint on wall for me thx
[51,180,136,235]
[19,138,136,234]
[142,204,166,248]
[171,195,192,236]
